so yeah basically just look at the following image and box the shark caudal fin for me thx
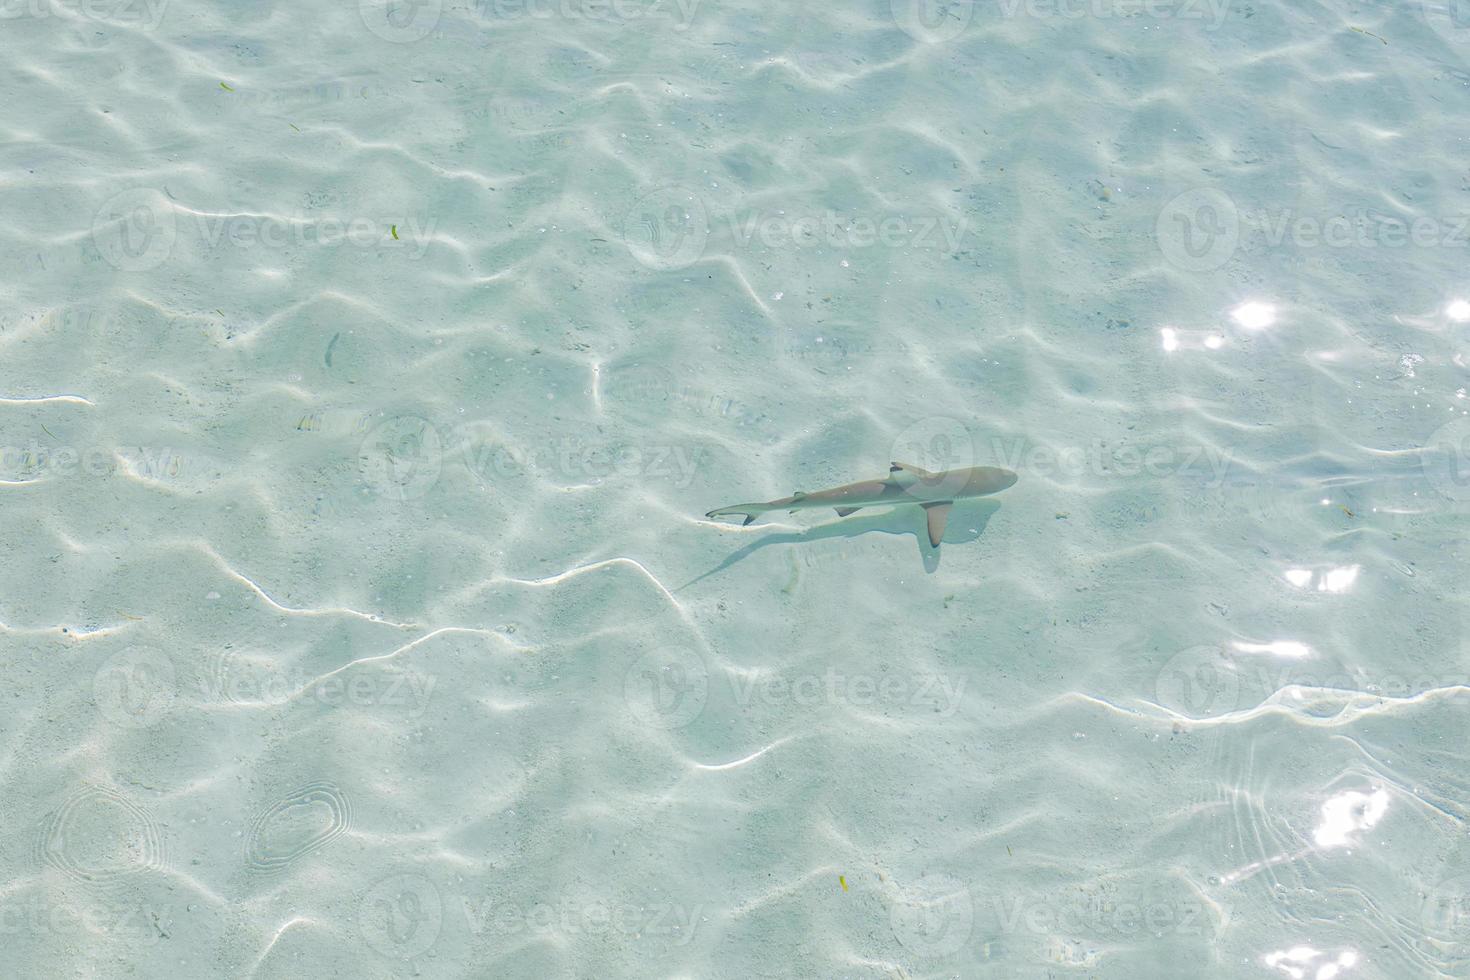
[705,506,761,526]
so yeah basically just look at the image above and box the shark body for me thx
[705,461,1017,547]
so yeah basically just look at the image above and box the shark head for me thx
[922,465,1017,499]
[982,466,1019,494]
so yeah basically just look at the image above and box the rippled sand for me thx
[4,0,1470,977]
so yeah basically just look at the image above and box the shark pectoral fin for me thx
[834,506,862,517]
[921,501,952,547]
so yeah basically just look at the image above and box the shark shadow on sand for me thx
[678,498,1003,590]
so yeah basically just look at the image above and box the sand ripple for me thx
[1,0,1468,976]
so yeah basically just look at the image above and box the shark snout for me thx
[966,466,1017,494]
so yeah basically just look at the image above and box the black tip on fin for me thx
[922,500,953,548]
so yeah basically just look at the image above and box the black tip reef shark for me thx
[705,462,1018,547]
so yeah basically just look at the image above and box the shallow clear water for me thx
[5,0,1470,977]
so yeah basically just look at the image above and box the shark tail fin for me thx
[706,506,763,527]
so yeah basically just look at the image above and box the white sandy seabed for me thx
[4,0,1470,977]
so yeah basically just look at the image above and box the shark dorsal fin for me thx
[792,491,807,499]
[887,461,933,488]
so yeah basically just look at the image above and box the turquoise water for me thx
[5,0,1470,976]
